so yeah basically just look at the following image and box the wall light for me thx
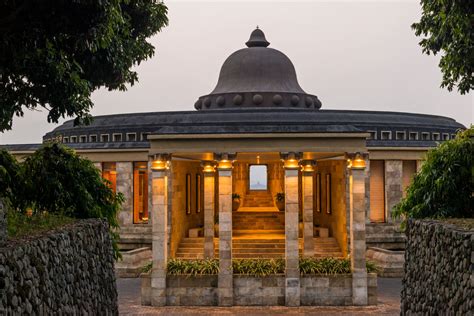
[281,152,302,170]
[301,159,316,172]
[347,152,367,170]
[201,161,216,173]
[151,153,170,171]
[215,153,235,170]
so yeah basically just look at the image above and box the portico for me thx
[147,128,369,306]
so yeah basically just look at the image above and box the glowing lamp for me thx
[301,160,316,172]
[151,154,170,171]
[216,153,234,170]
[347,152,366,170]
[201,161,216,173]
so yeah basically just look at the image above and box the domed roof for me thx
[195,28,322,110]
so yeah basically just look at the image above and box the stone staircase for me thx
[174,237,344,260]
[175,210,344,259]
[242,191,275,207]
[232,211,285,234]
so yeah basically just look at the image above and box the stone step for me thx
[232,248,285,254]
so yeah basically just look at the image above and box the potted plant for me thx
[232,193,241,211]
[275,192,285,211]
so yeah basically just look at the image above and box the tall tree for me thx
[0,0,168,131]
[412,0,474,94]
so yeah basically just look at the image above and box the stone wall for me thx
[0,219,118,314]
[401,220,473,314]
[141,273,377,306]
[234,275,285,305]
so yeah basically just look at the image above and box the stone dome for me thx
[195,28,322,110]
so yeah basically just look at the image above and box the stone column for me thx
[203,172,215,258]
[284,167,300,306]
[116,162,133,226]
[151,169,169,306]
[384,160,403,223]
[217,167,233,306]
[301,163,315,257]
[349,168,368,305]
[416,160,424,173]
[93,162,102,171]
[0,198,6,247]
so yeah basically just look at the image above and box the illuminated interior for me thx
[102,162,117,193]
[133,161,149,223]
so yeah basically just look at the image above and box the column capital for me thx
[280,152,302,170]
[214,153,236,170]
[201,160,217,173]
[300,159,316,173]
[345,152,368,170]
[150,153,171,171]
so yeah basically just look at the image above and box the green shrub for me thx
[1,143,124,259]
[232,259,285,276]
[151,258,378,276]
[7,209,75,238]
[393,127,474,226]
[167,259,220,276]
[0,149,23,206]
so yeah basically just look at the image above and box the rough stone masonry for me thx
[401,219,473,315]
[0,219,118,315]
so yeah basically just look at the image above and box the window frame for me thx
[395,131,406,140]
[133,161,149,224]
[113,133,122,142]
[248,164,269,191]
[381,131,392,140]
[89,134,98,142]
[101,134,110,142]
[409,132,418,141]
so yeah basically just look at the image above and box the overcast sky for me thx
[1,0,472,144]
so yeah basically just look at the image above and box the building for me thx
[3,28,464,306]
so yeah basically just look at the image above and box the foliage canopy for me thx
[412,0,474,94]
[0,143,123,258]
[0,0,168,131]
[393,127,474,224]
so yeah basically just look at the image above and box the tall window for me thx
[133,162,149,223]
[102,162,116,193]
[370,160,385,222]
[249,165,268,190]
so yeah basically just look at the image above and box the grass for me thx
[7,210,75,239]
[142,257,379,276]
[441,218,474,230]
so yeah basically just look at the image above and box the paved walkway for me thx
[118,277,401,315]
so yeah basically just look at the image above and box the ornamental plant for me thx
[393,127,474,226]
[154,258,378,276]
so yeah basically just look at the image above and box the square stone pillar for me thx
[349,168,368,305]
[217,169,233,306]
[116,162,133,226]
[302,170,315,257]
[151,170,169,306]
[384,160,403,223]
[93,162,102,171]
[203,172,215,258]
[284,168,300,306]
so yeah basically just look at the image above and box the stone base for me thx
[140,273,377,306]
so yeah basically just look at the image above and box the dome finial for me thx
[246,27,270,48]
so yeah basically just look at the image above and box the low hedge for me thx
[142,258,378,276]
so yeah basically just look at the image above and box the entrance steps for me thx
[242,191,275,207]
[233,211,285,230]
[175,237,344,260]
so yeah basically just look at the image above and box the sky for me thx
[1,0,472,144]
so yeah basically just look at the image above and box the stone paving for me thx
[118,277,401,315]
